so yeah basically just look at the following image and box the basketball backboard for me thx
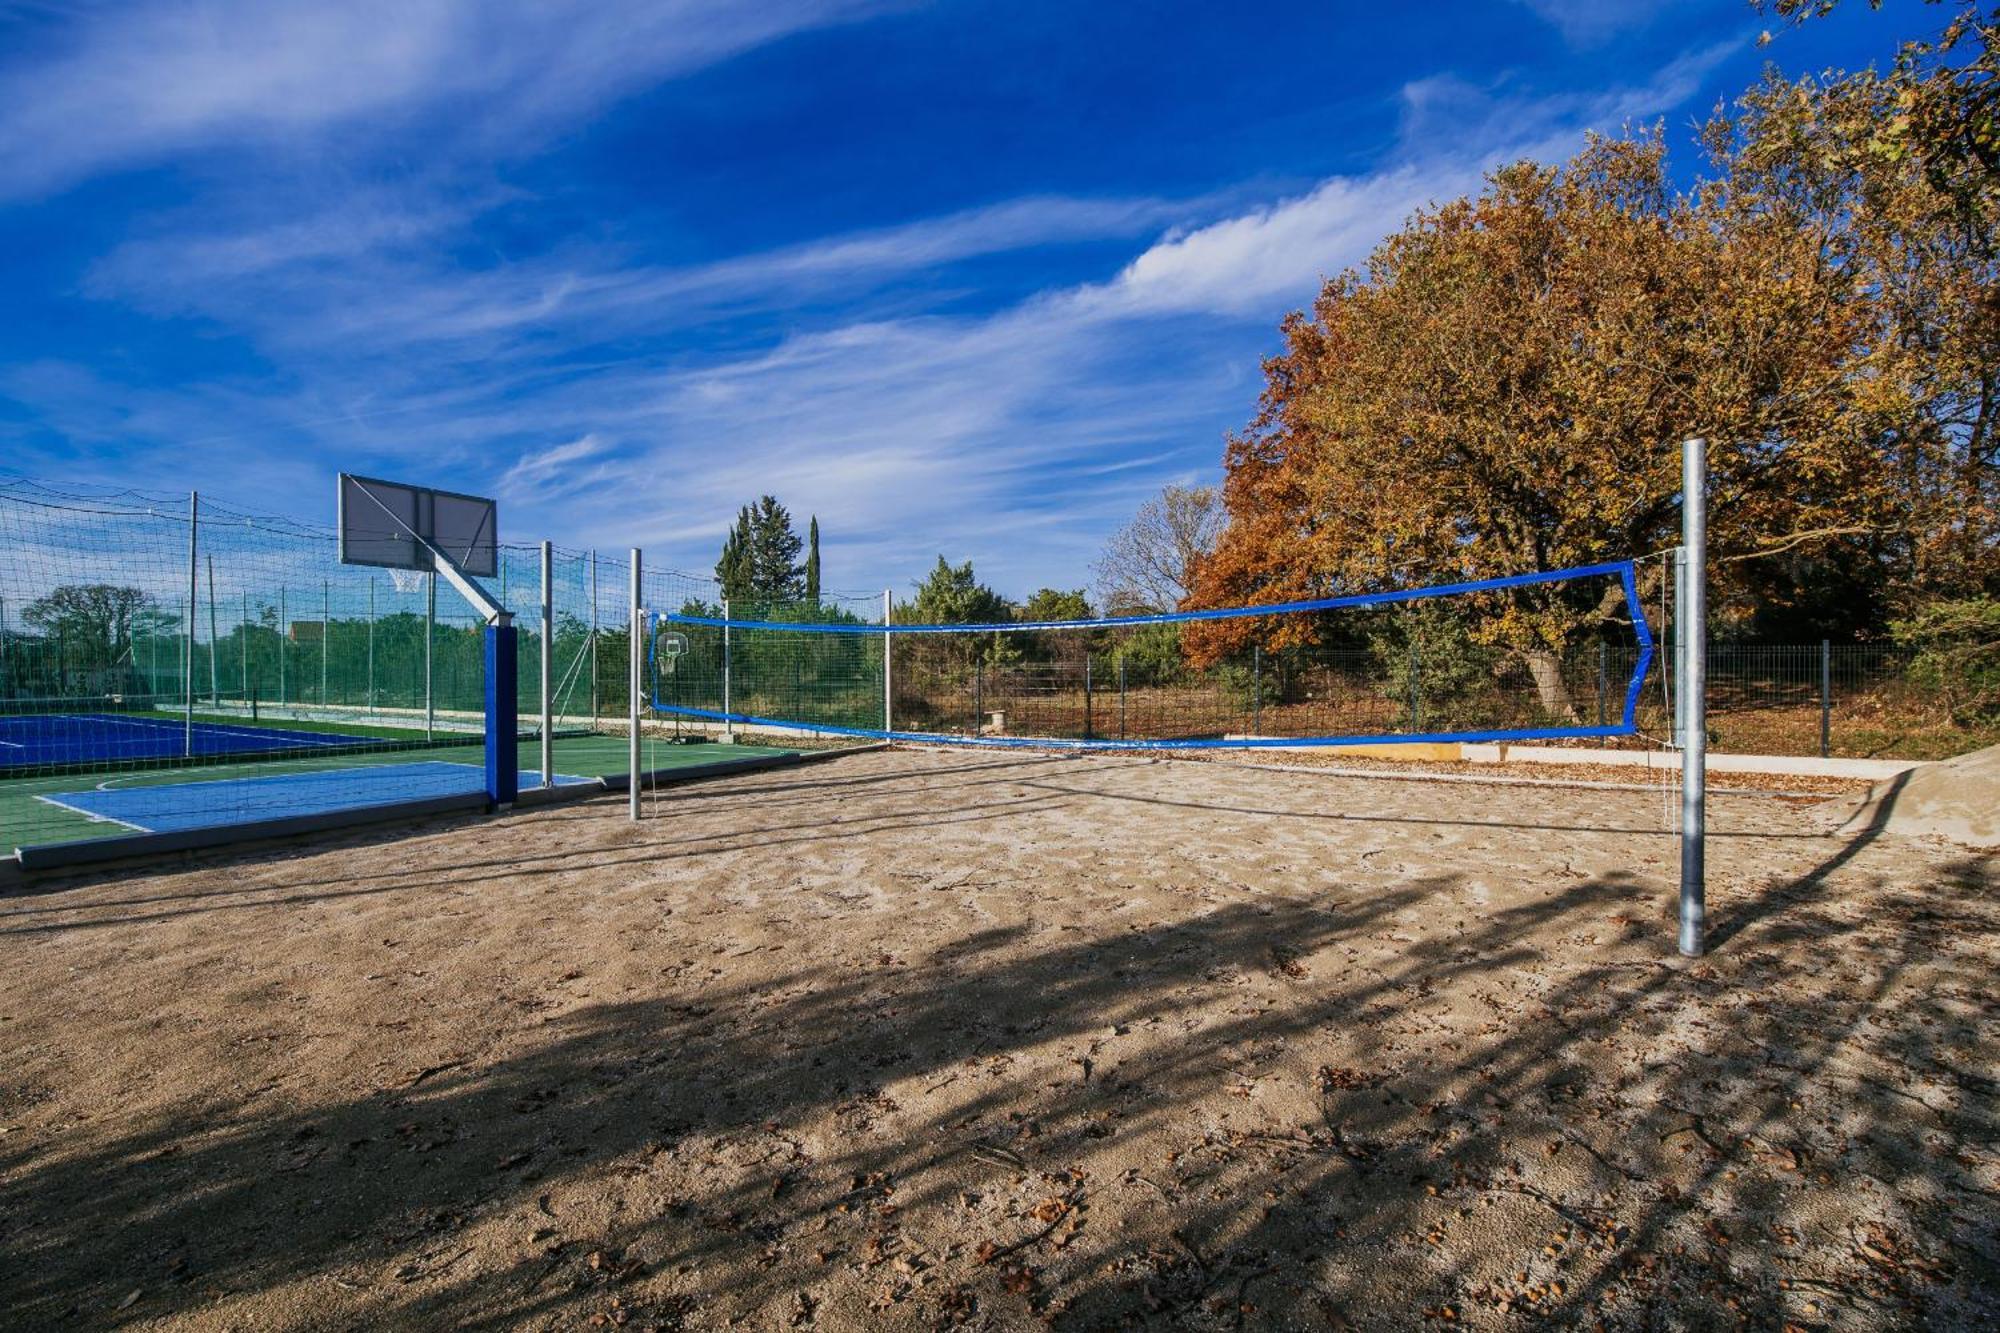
[337,474,498,577]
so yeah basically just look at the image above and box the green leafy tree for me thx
[1893,596,2000,724]
[715,514,751,603]
[22,584,169,671]
[1017,587,1096,664]
[715,496,806,605]
[908,556,1012,625]
[903,556,1014,674]
[1019,588,1092,622]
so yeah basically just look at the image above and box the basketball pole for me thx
[540,540,553,790]
[629,547,642,822]
[1679,437,1708,957]
[423,573,434,741]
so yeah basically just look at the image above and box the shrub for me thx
[1892,597,2000,725]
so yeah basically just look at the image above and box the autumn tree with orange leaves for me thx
[1188,32,2000,697]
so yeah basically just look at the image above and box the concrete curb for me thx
[1224,737,1925,781]
[1460,744,1922,781]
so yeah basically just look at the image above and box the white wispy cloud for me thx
[91,191,1189,349]
[12,36,1743,596]
[0,0,895,200]
[1511,0,1665,49]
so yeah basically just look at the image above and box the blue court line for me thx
[38,761,592,835]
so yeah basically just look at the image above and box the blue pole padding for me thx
[485,624,518,807]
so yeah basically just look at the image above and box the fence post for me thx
[629,548,642,821]
[540,541,554,789]
[882,589,893,736]
[321,580,329,706]
[973,660,982,735]
[1119,656,1127,739]
[1596,641,1608,746]
[1820,638,1832,759]
[1084,654,1094,739]
[241,590,249,706]
[184,491,198,756]
[278,587,287,707]
[1252,644,1263,736]
[366,578,375,714]
[588,550,599,724]
[722,595,734,743]
[207,555,219,706]
[1407,641,1421,733]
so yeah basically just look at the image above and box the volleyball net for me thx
[648,561,1655,751]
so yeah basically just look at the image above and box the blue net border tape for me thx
[663,560,1648,635]
[645,702,1641,752]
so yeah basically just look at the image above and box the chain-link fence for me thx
[871,640,1979,761]
[3,474,1988,862]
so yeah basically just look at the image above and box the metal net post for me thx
[1679,437,1708,958]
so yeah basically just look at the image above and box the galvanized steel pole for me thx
[1679,438,1707,958]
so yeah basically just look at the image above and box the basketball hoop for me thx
[657,630,690,673]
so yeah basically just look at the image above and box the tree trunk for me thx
[1521,647,1579,722]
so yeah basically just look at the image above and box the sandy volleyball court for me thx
[1,748,1994,1329]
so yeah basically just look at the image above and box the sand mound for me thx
[1831,741,2000,848]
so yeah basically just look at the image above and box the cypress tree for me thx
[805,516,821,604]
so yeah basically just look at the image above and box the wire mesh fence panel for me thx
[0,479,517,856]
[641,565,886,747]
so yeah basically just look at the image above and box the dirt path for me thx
[1,749,1993,1330]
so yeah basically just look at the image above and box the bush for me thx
[1367,605,1505,729]
[1892,597,2000,725]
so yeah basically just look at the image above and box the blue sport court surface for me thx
[0,711,389,767]
[37,761,590,835]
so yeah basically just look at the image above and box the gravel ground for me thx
[1,747,1993,1330]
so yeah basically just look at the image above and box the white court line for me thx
[32,793,152,833]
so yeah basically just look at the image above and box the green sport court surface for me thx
[1,730,800,857]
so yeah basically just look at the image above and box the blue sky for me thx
[0,0,1915,600]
